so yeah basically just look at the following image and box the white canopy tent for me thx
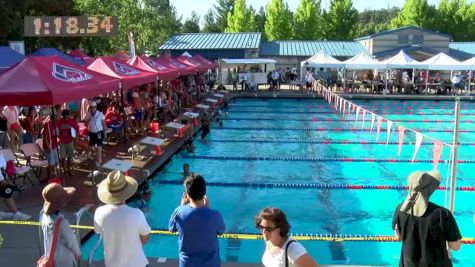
[420,52,467,71]
[462,56,475,70]
[380,50,426,69]
[344,52,386,69]
[300,50,345,80]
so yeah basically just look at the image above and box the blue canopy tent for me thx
[0,46,25,72]
[31,48,85,66]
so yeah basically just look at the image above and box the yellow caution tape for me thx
[1,220,474,243]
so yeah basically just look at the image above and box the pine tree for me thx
[436,0,475,41]
[264,0,294,41]
[293,0,323,40]
[203,9,221,32]
[213,0,235,32]
[255,6,266,35]
[182,11,201,33]
[324,0,358,40]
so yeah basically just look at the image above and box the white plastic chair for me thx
[19,143,48,178]
[0,149,33,186]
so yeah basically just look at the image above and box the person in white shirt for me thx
[94,171,151,267]
[255,207,319,267]
[84,101,107,167]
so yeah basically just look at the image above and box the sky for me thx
[170,0,445,24]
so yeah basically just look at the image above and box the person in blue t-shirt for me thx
[169,174,225,267]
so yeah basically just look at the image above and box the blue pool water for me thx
[83,98,475,266]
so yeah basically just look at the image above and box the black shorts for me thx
[89,131,104,147]
[0,184,16,199]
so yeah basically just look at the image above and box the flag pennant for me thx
[412,132,423,162]
[361,109,367,130]
[386,120,393,146]
[376,116,383,140]
[370,113,375,132]
[355,107,361,127]
[433,140,443,170]
[397,126,405,156]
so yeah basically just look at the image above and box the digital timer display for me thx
[24,16,118,37]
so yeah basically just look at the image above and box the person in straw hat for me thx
[94,170,151,267]
[392,170,462,267]
[40,183,81,267]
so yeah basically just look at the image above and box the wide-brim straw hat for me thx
[98,171,138,205]
[400,170,441,217]
[42,183,76,214]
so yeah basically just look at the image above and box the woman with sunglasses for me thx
[255,207,319,267]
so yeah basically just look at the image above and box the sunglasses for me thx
[257,225,278,232]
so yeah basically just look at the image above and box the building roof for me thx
[259,41,367,57]
[159,32,261,50]
[354,26,451,41]
[449,42,475,57]
[373,45,474,61]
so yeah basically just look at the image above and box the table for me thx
[205,98,218,103]
[183,112,199,118]
[196,104,210,109]
[102,159,134,173]
[166,122,185,129]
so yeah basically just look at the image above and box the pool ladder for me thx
[75,204,104,267]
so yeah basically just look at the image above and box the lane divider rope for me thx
[228,110,475,115]
[205,139,475,146]
[0,220,473,243]
[158,180,475,191]
[214,127,475,133]
[221,117,475,123]
[182,155,473,163]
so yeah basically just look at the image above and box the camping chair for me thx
[19,143,48,179]
[0,149,33,186]
[35,138,45,157]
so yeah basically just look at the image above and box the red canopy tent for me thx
[177,55,209,72]
[193,54,218,69]
[0,56,120,106]
[86,56,157,89]
[128,56,179,81]
[155,56,197,77]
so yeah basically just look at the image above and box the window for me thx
[398,35,408,44]
[413,35,424,44]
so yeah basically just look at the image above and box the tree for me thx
[264,0,293,41]
[182,11,200,33]
[390,0,437,30]
[226,0,256,32]
[323,0,358,40]
[213,0,235,32]
[255,7,266,35]
[203,8,221,32]
[293,0,323,40]
[436,0,475,41]
[355,7,399,37]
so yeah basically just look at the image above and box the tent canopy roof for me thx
[0,56,120,106]
[32,47,85,66]
[420,52,466,70]
[380,50,425,69]
[0,46,25,70]
[302,50,344,68]
[344,53,385,69]
[220,58,276,64]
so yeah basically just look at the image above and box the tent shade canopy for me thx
[0,46,25,71]
[130,56,179,81]
[0,56,120,106]
[344,53,386,69]
[420,52,467,70]
[155,56,197,76]
[177,56,209,72]
[86,56,157,89]
[380,50,426,69]
[302,50,345,68]
[463,56,475,70]
[193,55,218,69]
[32,47,85,66]
[220,58,277,64]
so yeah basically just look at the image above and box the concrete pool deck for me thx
[1,87,471,266]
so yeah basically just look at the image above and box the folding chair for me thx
[19,143,48,178]
[0,149,33,186]
[35,138,45,156]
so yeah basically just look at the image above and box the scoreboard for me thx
[24,16,118,37]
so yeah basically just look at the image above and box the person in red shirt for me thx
[104,105,123,140]
[57,110,79,176]
[42,112,59,178]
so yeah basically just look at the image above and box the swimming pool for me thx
[83,98,475,266]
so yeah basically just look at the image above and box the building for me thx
[159,26,475,69]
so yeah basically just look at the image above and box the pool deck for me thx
[0,87,470,266]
